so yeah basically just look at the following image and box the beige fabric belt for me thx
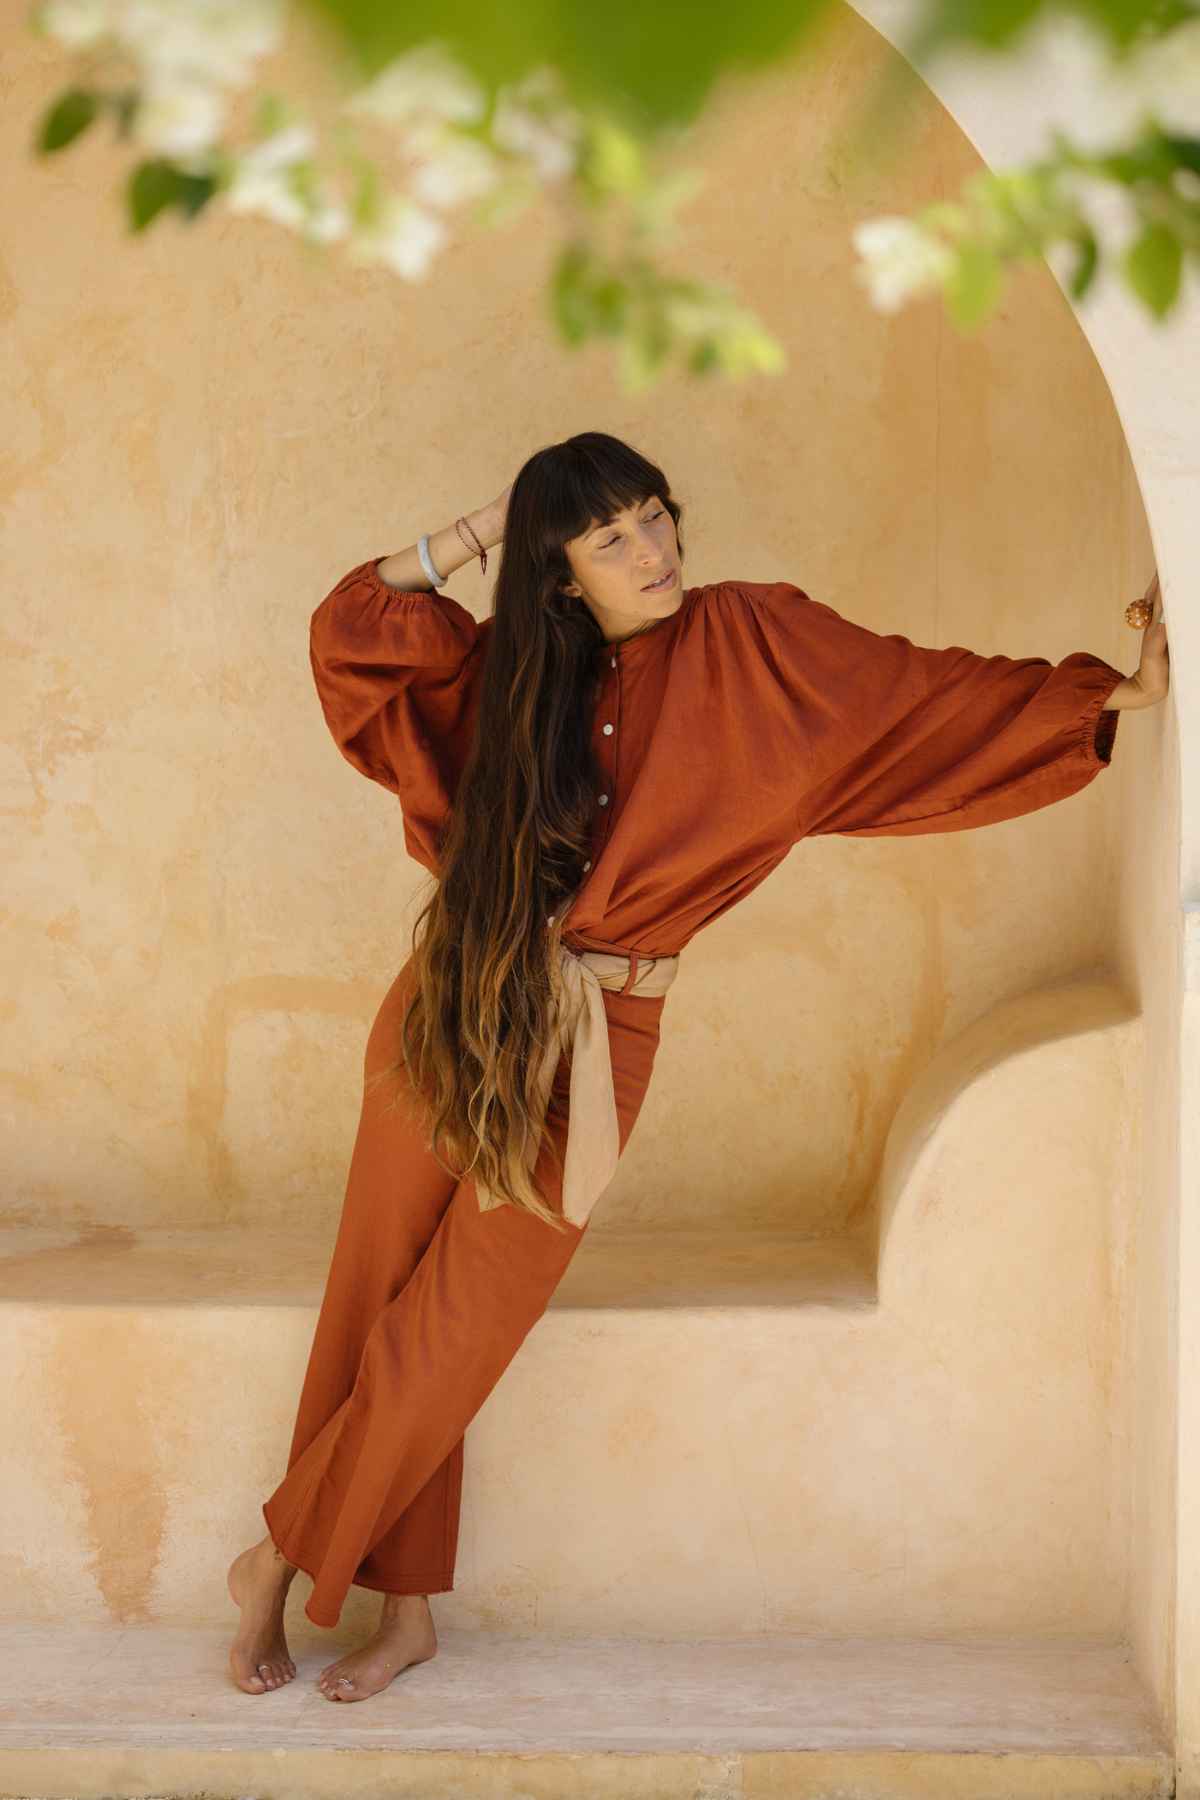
[476,944,681,1229]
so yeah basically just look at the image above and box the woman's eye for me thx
[601,509,664,549]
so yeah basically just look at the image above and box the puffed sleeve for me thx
[733,580,1124,839]
[309,556,485,871]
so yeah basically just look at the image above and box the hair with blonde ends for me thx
[365,432,686,1232]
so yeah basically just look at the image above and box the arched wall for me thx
[2,5,1192,1772]
[848,0,1195,1780]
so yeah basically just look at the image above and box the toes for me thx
[318,1671,356,1700]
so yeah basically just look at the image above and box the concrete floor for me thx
[0,1623,1173,1799]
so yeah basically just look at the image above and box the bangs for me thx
[537,438,663,556]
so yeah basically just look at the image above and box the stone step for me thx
[2,978,1140,1646]
[0,1623,1171,1800]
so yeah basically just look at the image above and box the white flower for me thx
[852,215,956,312]
[224,124,322,230]
[225,164,306,227]
[342,42,486,126]
[491,66,581,183]
[133,72,227,155]
[36,0,113,49]
[400,118,502,209]
[232,120,315,173]
[226,166,351,242]
[117,0,285,90]
[347,192,449,279]
[305,194,351,243]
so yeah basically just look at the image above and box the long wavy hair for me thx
[365,432,686,1232]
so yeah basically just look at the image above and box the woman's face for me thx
[559,493,682,644]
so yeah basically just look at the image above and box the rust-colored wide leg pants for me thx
[262,953,666,1628]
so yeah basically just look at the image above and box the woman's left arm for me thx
[1104,571,1169,712]
[732,569,1167,841]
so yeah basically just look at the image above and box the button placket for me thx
[593,652,620,855]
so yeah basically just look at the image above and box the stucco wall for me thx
[4,0,1182,1764]
[7,8,1147,1236]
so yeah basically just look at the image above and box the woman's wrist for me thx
[377,504,501,592]
[468,503,504,550]
[427,505,503,576]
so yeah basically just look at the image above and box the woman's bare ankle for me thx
[257,1533,298,1578]
[379,1591,431,1624]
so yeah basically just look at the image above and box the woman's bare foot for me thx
[227,1534,299,1694]
[316,1592,438,1702]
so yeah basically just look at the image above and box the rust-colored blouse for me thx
[310,558,1124,960]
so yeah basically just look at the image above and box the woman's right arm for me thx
[309,487,510,795]
[377,489,509,590]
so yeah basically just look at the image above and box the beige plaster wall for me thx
[1108,457,1179,1748]
[5,0,1183,1756]
[843,0,1181,1755]
[5,7,1151,1238]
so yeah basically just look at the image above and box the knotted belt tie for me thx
[476,944,681,1228]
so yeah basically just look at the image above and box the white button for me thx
[583,859,592,871]
[598,793,609,806]
[602,722,614,735]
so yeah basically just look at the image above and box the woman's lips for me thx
[641,569,677,592]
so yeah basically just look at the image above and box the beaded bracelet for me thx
[455,514,489,575]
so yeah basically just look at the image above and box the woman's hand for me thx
[1131,570,1169,707]
[477,481,512,548]
[1106,571,1168,710]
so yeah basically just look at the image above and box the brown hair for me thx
[366,432,686,1231]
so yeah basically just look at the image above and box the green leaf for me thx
[591,275,630,336]
[303,0,828,137]
[253,92,292,136]
[578,114,646,198]
[349,157,382,227]
[1096,124,1177,184]
[1157,131,1200,178]
[943,239,1003,328]
[127,160,217,231]
[551,241,598,345]
[1067,229,1099,300]
[36,88,99,154]
[128,160,181,230]
[174,170,218,219]
[1122,219,1182,316]
[687,338,722,375]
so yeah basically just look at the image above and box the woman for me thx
[227,430,1168,1702]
